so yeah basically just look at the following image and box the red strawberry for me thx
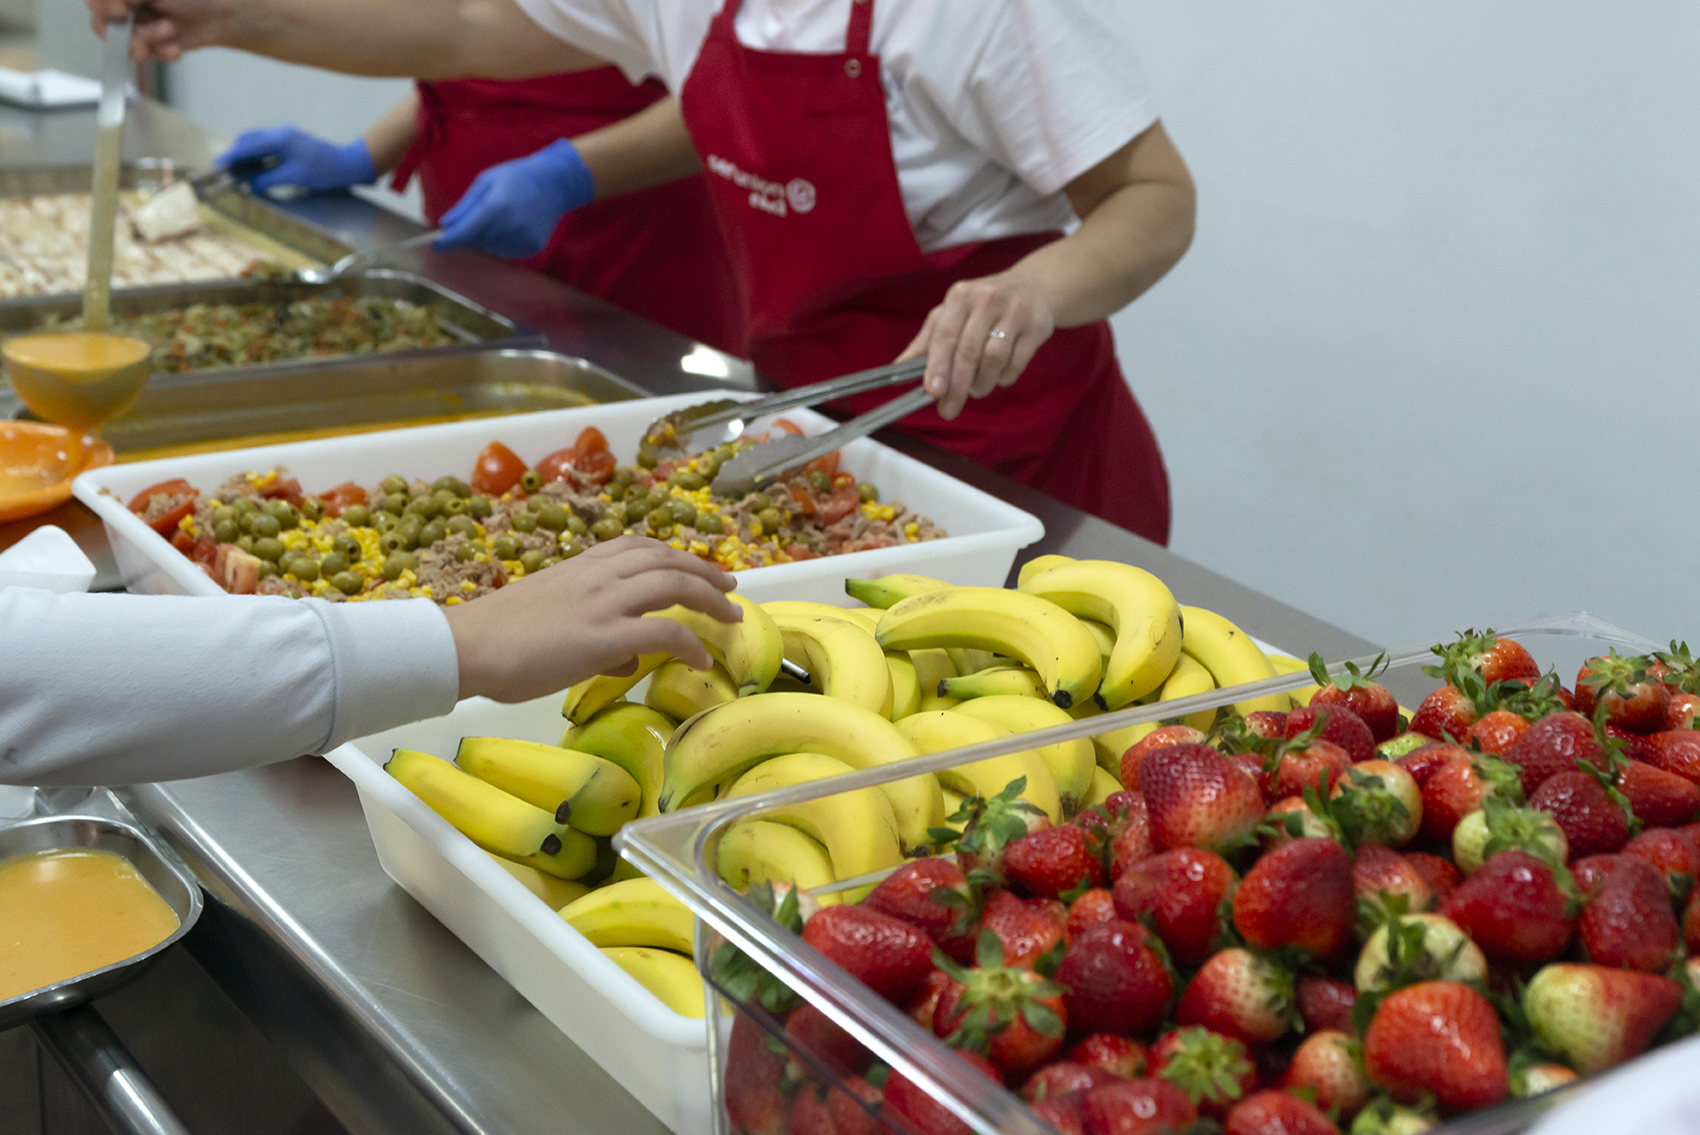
[1437,849,1576,964]
[1685,887,1700,952]
[1233,837,1355,958]
[1569,854,1621,898]
[863,858,978,963]
[1577,653,1672,733]
[1286,704,1376,764]
[1502,712,1607,796]
[787,1080,837,1135]
[1618,759,1700,828]
[1224,1090,1340,1135]
[1523,964,1684,1075]
[1410,686,1479,742]
[1530,770,1631,858]
[1622,827,1700,896]
[1420,755,1522,844]
[1470,709,1530,755]
[1644,730,1700,784]
[1141,744,1265,855]
[1266,738,1354,803]
[980,889,1067,969]
[903,968,952,1030]
[1176,948,1294,1047]
[1064,1034,1148,1080]
[726,1012,790,1135]
[1362,981,1508,1111]
[1119,726,1207,791]
[1108,796,1154,880]
[1065,888,1120,945]
[934,960,1068,1079]
[1310,657,1401,743]
[786,1002,873,1077]
[1149,1027,1258,1120]
[1080,1078,1197,1135]
[1054,919,1173,1037]
[883,1049,1001,1135]
[1405,852,1462,903]
[1437,631,1540,685]
[1024,1062,1117,1102]
[1006,824,1108,900]
[1578,855,1680,973]
[1668,692,1700,732]
[1296,976,1356,1034]
[1244,710,1289,741]
[1353,842,1435,913]
[1227,751,1270,800]
[1030,1091,1087,1135]
[1261,797,1331,849]
[802,905,936,1002]
[1112,848,1235,966]
[1606,724,1657,763]
[1397,741,1470,787]
[1283,1030,1370,1118]
[827,1077,883,1135]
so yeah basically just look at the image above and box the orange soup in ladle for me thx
[2,331,151,470]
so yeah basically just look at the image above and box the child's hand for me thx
[443,535,739,703]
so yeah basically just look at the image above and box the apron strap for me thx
[846,0,873,57]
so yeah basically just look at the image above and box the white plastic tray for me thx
[72,392,1045,605]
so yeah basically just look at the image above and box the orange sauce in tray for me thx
[0,847,179,1001]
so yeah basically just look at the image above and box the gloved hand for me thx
[434,139,595,259]
[216,126,375,194]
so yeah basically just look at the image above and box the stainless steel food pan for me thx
[0,815,203,1030]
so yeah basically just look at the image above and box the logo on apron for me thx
[706,154,815,217]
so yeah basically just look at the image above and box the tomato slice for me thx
[786,546,819,561]
[572,426,611,456]
[258,476,305,507]
[127,479,194,513]
[153,500,196,538]
[805,452,839,481]
[318,481,368,517]
[821,486,861,526]
[471,441,527,496]
[538,430,618,486]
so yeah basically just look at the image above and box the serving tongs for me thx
[187,154,282,200]
[645,356,927,455]
[294,229,444,286]
[711,383,935,496]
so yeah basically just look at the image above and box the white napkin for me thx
[0,524,97,593]
[0,68,105,109]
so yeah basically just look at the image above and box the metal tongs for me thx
[711,383,935,496]
[188,154,282,200]
[294,229,444,286]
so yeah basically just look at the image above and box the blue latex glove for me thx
[216,126,375,193]
[435,139,595,259]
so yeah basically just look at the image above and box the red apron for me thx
[676,0,1171,542]
[393,70,746,355]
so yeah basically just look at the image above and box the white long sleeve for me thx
[0,589,460,787]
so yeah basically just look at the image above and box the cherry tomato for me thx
[151,500,196,538]
[126,478,193,513]
[832,471,856,490]
[573,426,611,455]
[318,481,367,517]
[471,441,527,496]
[537,427,618,485]
[822,486,861,526]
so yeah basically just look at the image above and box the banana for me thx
[718,820,842,905]
[660,692,943,854]
[646,593,782,696]
[1092,722,1159,775]
[1157,650,1219,731]
[885,652,922,720]
[503,827,600,880]
[769,613,893,716]
[560,701,677,818]
[560,876,696,953]
[1019,559,1183,709]
[600,947,705,1019]
[762,600,865,625]
[947,647,1000,676]
[937,789,968,839]
[1085,765,1122,808]
[910,647,960,711]
[562,653,668,726]
[876,587,1103,711]
[1179,605,1290,714]
[725,752,904,883]
[386,747,571,859]
[1080,619,1117,668]
[1266,651,1320,706]
[1016,553,1077,589]
[844,573,951,609]
[939,666,1049,700]
[646,659,739,721]
[485,851,591,907]
[951,695,1096,819]
[455,736,641,838]
[896,710,1061,821]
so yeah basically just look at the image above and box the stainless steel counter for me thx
[1,100,1379,1135]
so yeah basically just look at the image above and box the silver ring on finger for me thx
[987,328,1008,340]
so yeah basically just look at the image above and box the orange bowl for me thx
[0,422,115,523]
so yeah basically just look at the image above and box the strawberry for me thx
[801,905,935,1002]
[787,1080,837,1135]
[1362,981,1508,1111]
[1286,704,1376,764]
[1618,758,1700,828]
[1397,741,1470,787]
[1176,948,1295,1047]
[1606,724,1656,763]
[1005,824,1108,901]
[1111,848,1235,966]
[1404,852,1462,903]
[1433,630,1540,686]
[1523,963,1684,1074]
[1308,653,1401,742]
[952,780,1050,886]
[1515,1064,1579,1099]
[1329,760,1423,847]
[1569,854,1621,898]
[904,968,953,1030]
[1108,796,1154,880]
[1023,1062,1116,1102]
[1469,709,1530,755]
[1644,730,1700,784]
[1530,770,1632,858]
[1080,1078,1197,1135]
[883,1049,1002,1135]
[1030,1091,1088,1135]
[1409,686,1480,743]
[1449,796,1569,875]
[1119,726,1207,791]
[1224,1090,1340,1135]
[1149,1026,1258,1120]
[1296,975,1356,1033]
[1419,754,1523,844]
[1577,652,1672,733]
[1577,855,1680,973]
[1063,1034,1147,1079]
[1353,842,1434,913]
[1622,827,1700,899]
[1685,886,1700,953]
[1065,888,1120,945]
[1243,710,1289,741]
[827,1077,883,1135]
[1262,797,1332,848]
[1437,849,1576,964]
[933,939,1068,1079]
[1282,1031,1370,1119]
[863,858,978,964]
[786,1002,873,1077]
[981,889,1067,970]
[725,1012,790,1135]
[1376,731,1435,761]
[1233,837,1356,957]
[1265,738,1354,803]
[1054,919,1173,1037]
[1141,744,1265,855]
[1227,751,1270,800]
[1668,692,1700,732]
[1502,712,1607,796]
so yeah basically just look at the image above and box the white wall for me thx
[1111,2,1700,651]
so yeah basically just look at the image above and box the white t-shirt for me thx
[511,0,1161,252]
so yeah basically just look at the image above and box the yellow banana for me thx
[947,647,1000,676]
[937,789,968,841]
[646,593,781,696]
[1179,605,1290,714]
[562,653,668,726]
[1157,651,1219,731]
[718,820,842,905]
[386,747,570,859]
[1085,765,1122,808]
[1019,559,1184,709]
[769,613,893,715]
[951,695,1096,820]
[1093,722,1159,775]
[885,652,922,720]
[725,752,904,884]
[1266,652,1320,706]
[646,659,739,721]
[560,701,677,818]
[939,666,1049,700]
[762,600,866,625]
[560,876,695,953]
[844,573,950,610]
[876,587,1103,711]
[896,710,1061,821]
[1080,619,1117,668]
[660,692,942,855]
[502,828,600,880]
[485,851,591,908]
[455,736,640,837]
[910,647,961,712]
[1016,553,1076,589]
[600,946,704,1018]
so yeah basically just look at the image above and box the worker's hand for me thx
[435,139,595,259]
[87,0,234,62]
[217,127,375,194]
[897,272,1056,421]
[443,535,739,703]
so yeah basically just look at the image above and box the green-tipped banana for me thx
[646,593,781,696]
[1085,766,1122,808]
[844,573,950,610]
[770,613,892,715]
[1015,554,1076,589]
[660,692,942,854]
[718,820,842,905]
[1157,651,1218,730]
[951,695,1095,819]
[503,828,600,880]
[876,587,1103,710]
[940,666,1049,700]
[1179,605,1290,714]
[1019,559,1183,709]
[896,710,1061,821]
[646,659,739,721]
[561,702,677,818]
[562,653,668,725]
[455,737,640,837]
[725,752,905,885]
[560,876,696,953]
[600,946,704,1018]
[386,747,570,859]
[485,851,592,907]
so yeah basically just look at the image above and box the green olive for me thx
[519,469,544,494]
[291,558,321,582]
[213,518,241,544]
[381,492,407,515]
[537,503,569,532]
[491,535,520,560]
[747,492,772,512]
[383,551,417,580]
[252,536,285,562]
[590,517,624,542]
[319,551,348,577]
[807,470,831,492]
[211,506,238,528]
[341,504,371,528]
[651,524,673,540]
[250,514,282,538]
[333,570,365,596]
[646,505,674,530]
[527,494,548,513]
[455,543,479,563]
[396,515,423,539]
[565,514,587,537]
[603,503,628,526]
[417,520,447,547]
[611,467,634,488]
[442,496,468,516]
[373,512,399,534]
[519,549,546,574]
[694,454,719,480]
[447,516,478,538]
[257,560,278,579]
[694,514,724,535]
[406,496,440,520]
[301,498,325,522]
[380,530,416,554]
[539,556,560,570]
[236,534,256,553]
[670,470,707,491]
[381,475,409,497]
[510,512,539,534]
[757,507,783,532]
[468,495,492,519]
[858,482,879,503]
[432,475,464,497]
[239,511,260,534]
[334,535,363,562]
[433,488,458,508]
[635,442,659,469]
[232,497,259,516]
[559,543,583,560]
[669,499,697,527]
